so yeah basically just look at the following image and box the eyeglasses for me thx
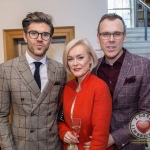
[98,32,124,40]
[26,30,51,41]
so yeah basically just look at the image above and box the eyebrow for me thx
[68,54,83,57]
[102,31,123,33]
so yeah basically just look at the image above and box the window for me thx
[108,0,134,27]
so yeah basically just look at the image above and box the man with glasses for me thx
[0,12,66,150]
[84,13,150,150]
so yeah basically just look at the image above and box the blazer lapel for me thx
[113,50,132,101]
[42,57,56,94]
[92,57,103,75]
[32,58,56,112]
[15,55,41,98]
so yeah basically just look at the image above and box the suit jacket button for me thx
[21,98,24,101]
[30,130,34,133]
[48,112,51,116]
[31,113,35,116]
[49,128,52,131]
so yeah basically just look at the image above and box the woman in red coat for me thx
[58,38,113,150]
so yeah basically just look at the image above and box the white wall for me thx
[0,0,107,63]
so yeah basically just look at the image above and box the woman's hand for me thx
[64,131,79,144]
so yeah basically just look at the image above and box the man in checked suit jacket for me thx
[84,13,150,150]
[0,12,66,150]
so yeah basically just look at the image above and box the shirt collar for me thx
[116,47,126,64]
[25,51,47,65]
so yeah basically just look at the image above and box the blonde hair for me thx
[63,38,98,74]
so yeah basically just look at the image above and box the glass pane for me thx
[108,0,132,27]
[122,10,130,19]
[122,0,130,8]
[116,10,123,17]
[108,0,115,9]
[108,10,116,13]
[124,20,130,28]
[115,0,122,8]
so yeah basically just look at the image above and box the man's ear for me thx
[23,32,27,43]
[123,32,126,43]
[50,36,52,43]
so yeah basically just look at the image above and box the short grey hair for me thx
[97,13,126,33]
[63,38,98,74]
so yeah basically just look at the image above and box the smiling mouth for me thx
[74,68,81,71]
[35,44,44,49]
[36,44,43,47]
[107,46,116,51]
[108,46,115,48]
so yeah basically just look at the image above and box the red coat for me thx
[58,73,113,150]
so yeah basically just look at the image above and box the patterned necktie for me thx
[34,62,42,90]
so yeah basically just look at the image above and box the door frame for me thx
[3,26,75,81]
[3,26,75,60]
[3,26,75,123]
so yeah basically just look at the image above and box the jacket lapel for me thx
[15,55,41,98]
[113,50,132,101]
[32,57,56,112]
[42,57,56,94]
[92,57,103,75]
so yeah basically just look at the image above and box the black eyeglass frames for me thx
[26,30,51,41]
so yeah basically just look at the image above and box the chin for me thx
[106,53,116,58]
[35,52,45,57]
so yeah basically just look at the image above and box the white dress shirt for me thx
[25,51,48,91]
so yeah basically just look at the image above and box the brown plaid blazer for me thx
[0,55,66,150]
[92,49,150,150]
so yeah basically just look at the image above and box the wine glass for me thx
[67,118,81,150]
[71,118,81,136]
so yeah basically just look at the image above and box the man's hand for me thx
[83,134,115,149]
[107,134,115,148]
[83,136,92,150]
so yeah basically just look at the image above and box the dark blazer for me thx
[92,50,150,150]
[0,55,66,150]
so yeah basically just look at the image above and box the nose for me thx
[73,58,78,66]
[109,34,115,41]
[37,33,43,41]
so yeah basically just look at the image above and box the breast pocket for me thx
[116,84,140,107]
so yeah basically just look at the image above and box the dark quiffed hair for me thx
[22,12,54,36]
[97,13,126,33]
